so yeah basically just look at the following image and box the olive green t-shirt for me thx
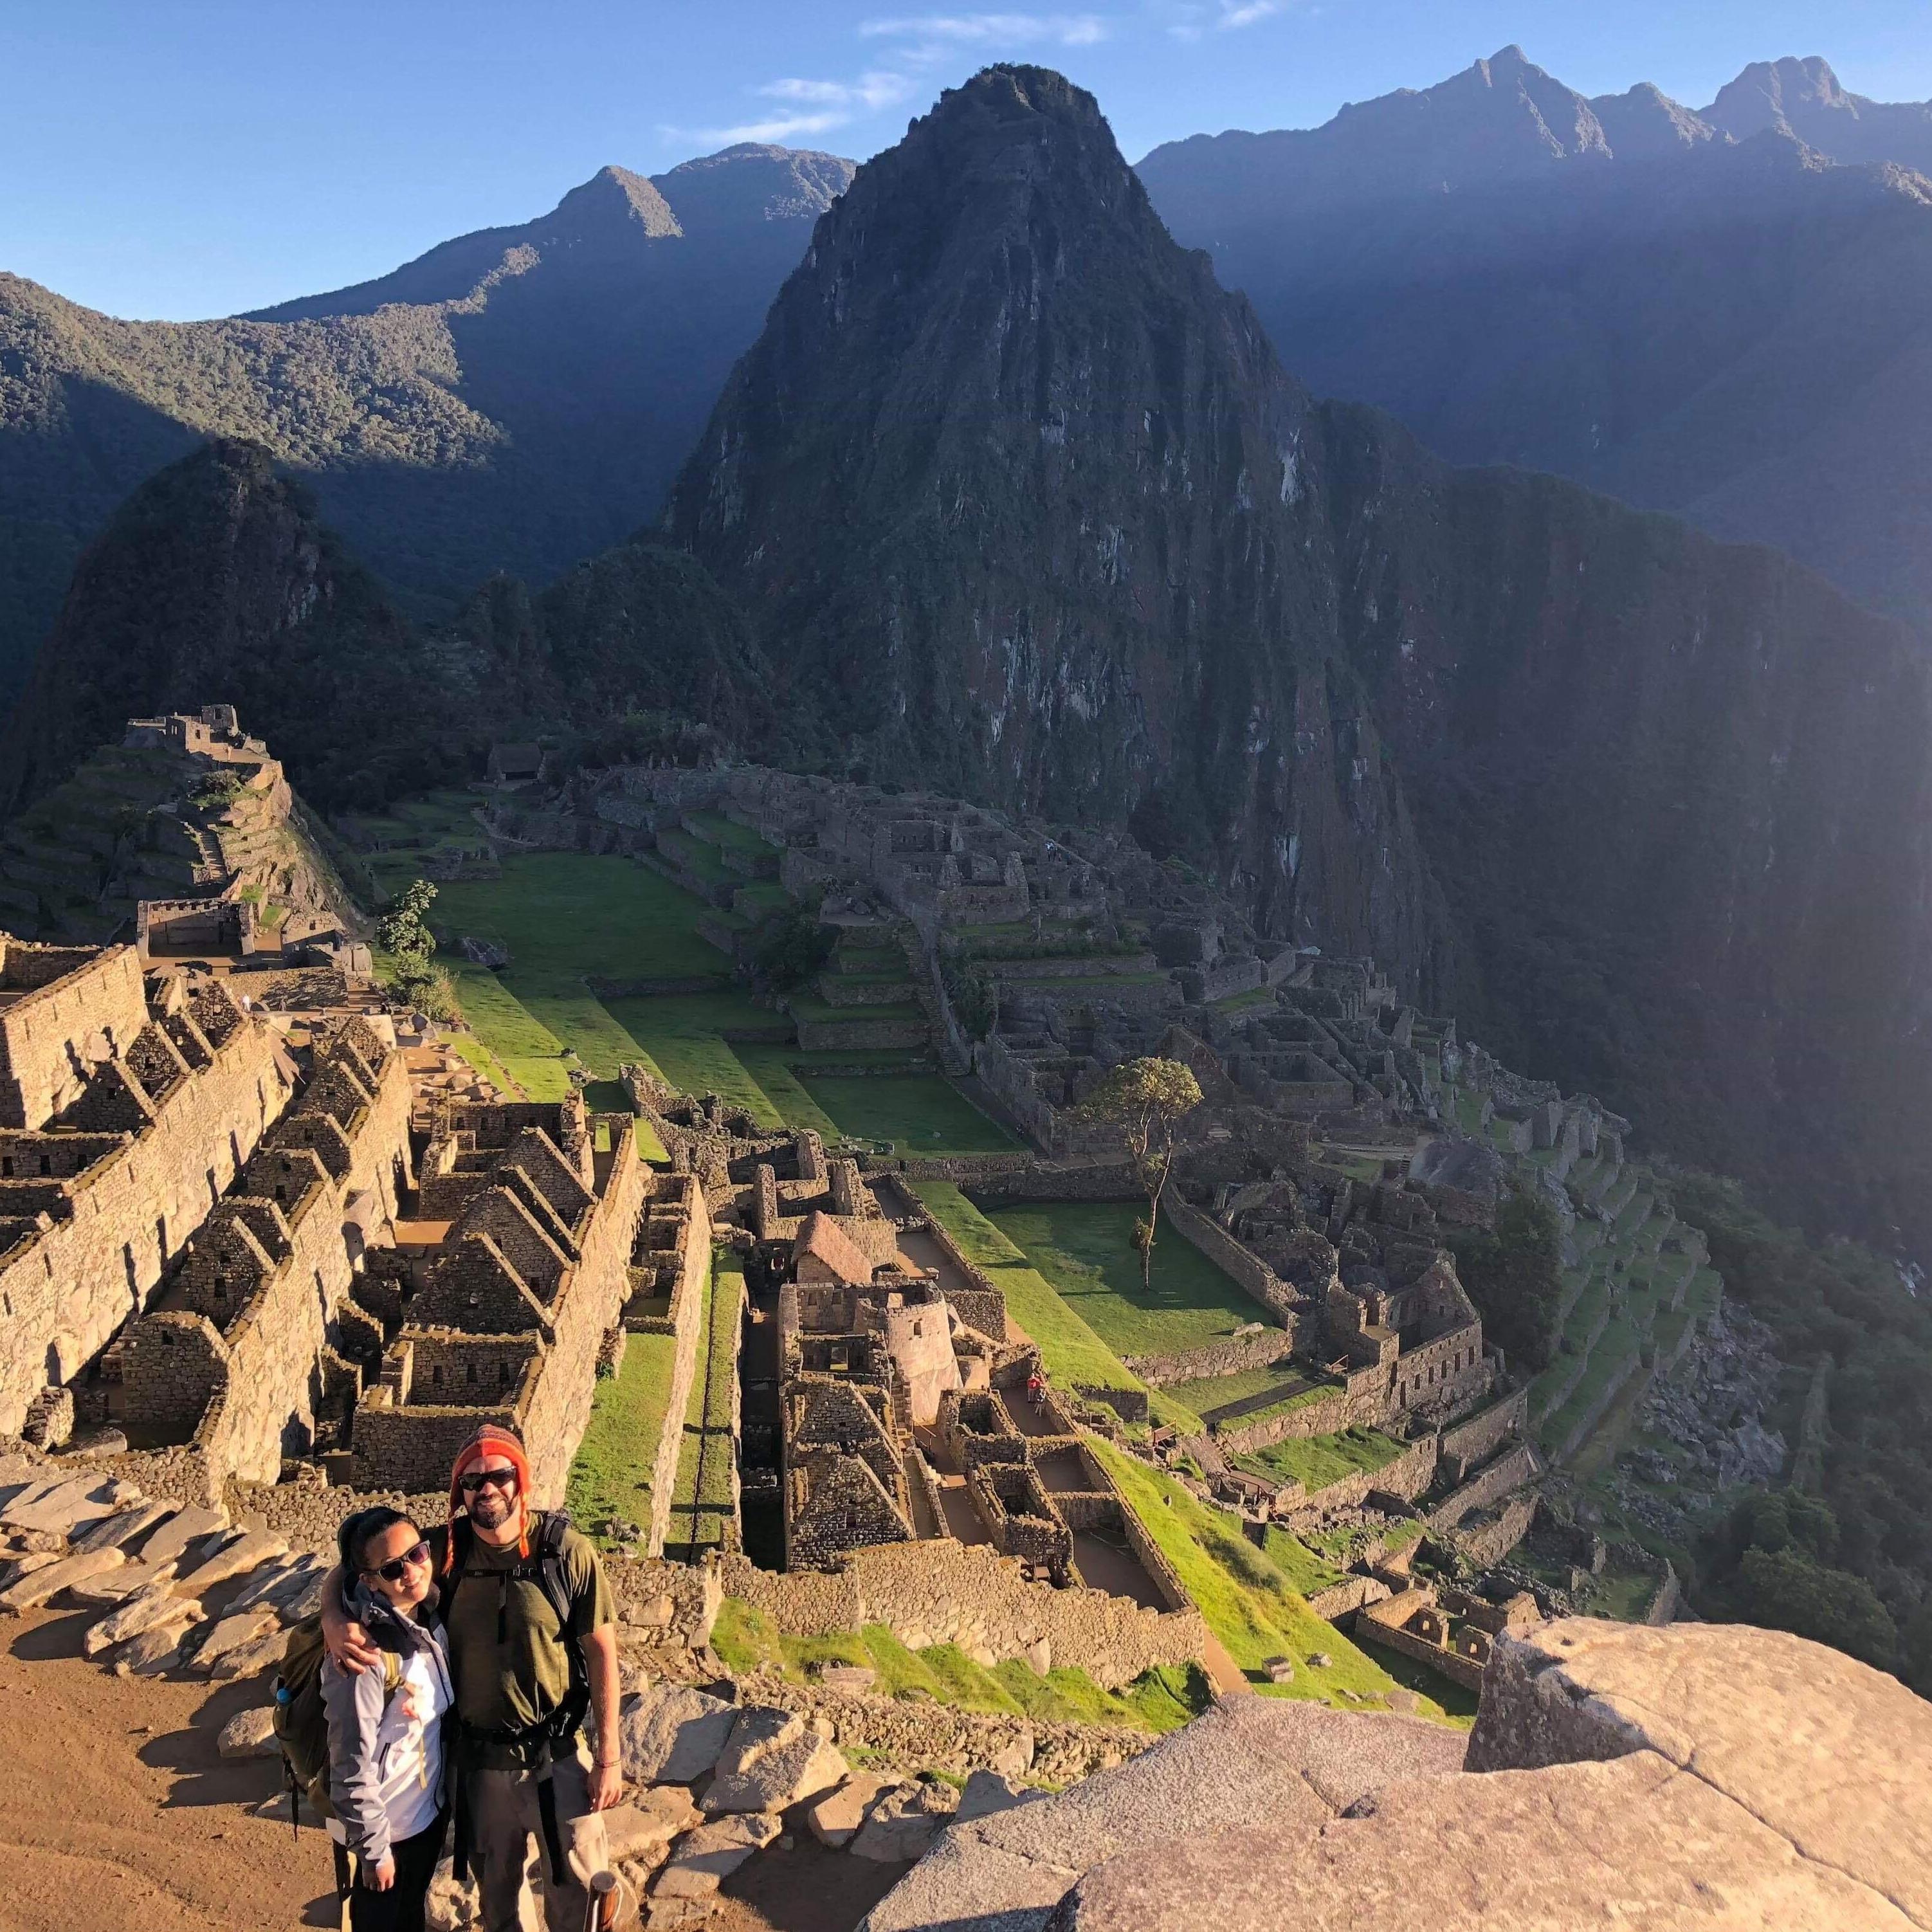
[428,1516,613,1735]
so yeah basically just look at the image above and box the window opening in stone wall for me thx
[38,1155,50,1176]
[1,1158,10,1177]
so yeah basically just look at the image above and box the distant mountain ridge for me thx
[0,141,853,704]
[1137,48,1932,635]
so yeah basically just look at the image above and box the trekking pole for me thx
[581,1869,618,1932]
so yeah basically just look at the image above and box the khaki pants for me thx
[466,1743,609,1932]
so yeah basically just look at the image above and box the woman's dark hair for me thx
[338,1505,417,1576]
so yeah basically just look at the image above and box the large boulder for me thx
[619,1683,738,1784]
[702,1704,846,1814]
[808,1774,890,1849]
[861,1695,1461,1931]
[1465,1617,1932,1927]
[850,1782,961,1863]
[652,1814,781,1899]
[1046,1753,1909,1929]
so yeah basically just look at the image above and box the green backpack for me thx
[271,1614,402,1834]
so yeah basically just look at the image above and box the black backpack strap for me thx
[532,1509,577,1635]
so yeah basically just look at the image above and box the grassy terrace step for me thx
[1087,1441,1465,1719]
[911,1182,1156,1410]
[711,1601,1213,1736]
[786,992,926,1028]
[683,810,773,859]
[567,1326,686,1545]
[1230,1426,1409,1495]
[1540,1309,1645,1459]
[666,1255,742,1562]
[655,829,734,886]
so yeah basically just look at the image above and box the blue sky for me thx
[4,1,1927,320]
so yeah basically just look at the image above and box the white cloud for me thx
[860,13,1111,56]
[757,71,916,111]
[664,109,855,146]
[1217,0,1282,24]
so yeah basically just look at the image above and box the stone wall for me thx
[1126,1326,1297,1390]
[1446,1490,1540,1568]
[1437,1387,1528,1485]
[1306,1574,1394,1621]
[0,991,293,1438]
[512,1124,653,1508]
[192,1043,412,1482]
[0,941,149,1129]
[1426,1443,1540,1535]
[1351,1605,1488,1693]
[719,1539,1209,1690]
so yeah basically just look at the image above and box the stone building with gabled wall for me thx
[348,1089,652,1506]
[116,1013,413,1484]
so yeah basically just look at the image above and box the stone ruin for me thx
[2,709,363,960]
[0,923,661,1518]
[349,1091,652,1505]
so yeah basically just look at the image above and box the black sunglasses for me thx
[459,1466,518,1495]
[366,1540,431,1584]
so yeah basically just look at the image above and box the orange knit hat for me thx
[446,1423,533,1569]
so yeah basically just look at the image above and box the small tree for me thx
[1077,1057,1203,1291]
[378,879,437,971]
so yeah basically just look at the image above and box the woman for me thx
[322,1506,454,1932]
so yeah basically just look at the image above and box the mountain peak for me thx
[1701,54,1932,171]
[549,164,682,241]
[650,142,855,230]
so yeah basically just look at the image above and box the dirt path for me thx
[0,1606,336,1931]
[0,1607,908,1932]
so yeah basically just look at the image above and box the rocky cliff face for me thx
[668,65,1932,1245]
[1138,50,1932,637]
[0,143,852,701]
[666,66,1452,984]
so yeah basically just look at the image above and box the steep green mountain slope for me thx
[0,143,851,702]
[666,64,1932,1249]
[1136,49,1932,635]
[1,438,761,814]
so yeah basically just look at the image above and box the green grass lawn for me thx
[787,992,927,1028]
[684,810,772,858]
[566,1329,684,1545]
[1231,1427,1410,1496]
[1162,1362,1318,1422]
[980,1201,1264,1360]
[667,1256,742,1562]
[790,1075,1017,1154]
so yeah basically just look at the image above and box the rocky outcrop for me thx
[859,1693,1465,1931]
[865,1617,1932,1931]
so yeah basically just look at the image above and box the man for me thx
[324,1426,621,1932]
